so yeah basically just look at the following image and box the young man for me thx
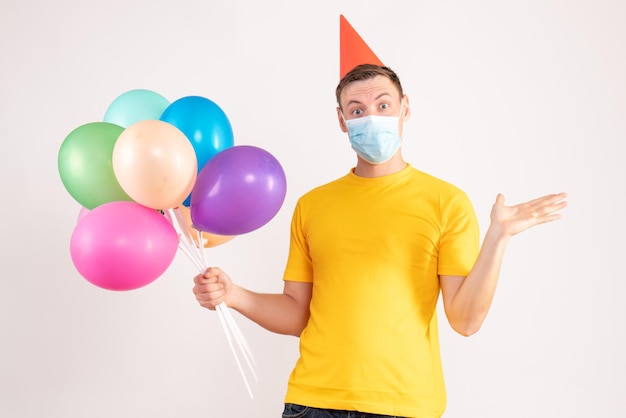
[193,64,567,417]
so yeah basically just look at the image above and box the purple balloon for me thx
[190,145,287,235]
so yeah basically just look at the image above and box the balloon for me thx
[160,96,234,170]
[160,96,234,206]
[77,207,90,223]
[177,206,235,248]
[112,120,197,210]
[77,205,170,225]
[58,122,133,210]
[70,201,178,291]
[190,145,287,235]
[103,89,169,128]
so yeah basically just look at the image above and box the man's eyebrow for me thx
[346,92,393,107]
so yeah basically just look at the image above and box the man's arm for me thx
[193,267,312,337]
[440,192,567,336]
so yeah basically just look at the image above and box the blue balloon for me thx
[160,96,234,171]
[160,96,235,206]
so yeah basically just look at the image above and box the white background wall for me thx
[1,0,625,417]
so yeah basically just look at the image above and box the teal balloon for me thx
[58,122,133,209]
[103,89,169,128]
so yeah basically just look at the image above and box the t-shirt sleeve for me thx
[283,200,314,283]
[438,191,480,277]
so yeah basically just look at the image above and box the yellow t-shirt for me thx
[283,164,480,417]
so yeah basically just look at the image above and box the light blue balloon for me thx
[103,89,170,128]
[160,96,235,205]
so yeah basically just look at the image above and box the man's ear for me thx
[337,107,348,133]
[401,95,411,121]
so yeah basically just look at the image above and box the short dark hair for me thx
[335,64,404,109]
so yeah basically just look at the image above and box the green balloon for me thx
[58,122,133,209]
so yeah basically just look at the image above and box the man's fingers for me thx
[194,281,224,294]
[527,192,568,208]
[194,271,219,285]
[533,195,568,217]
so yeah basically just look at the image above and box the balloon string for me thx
[216,302,254,399]
[176,223,256,398]
[170,208,196,255]
[216,304,258,394]
[170,207,206,270]
[223,302,258,381]
[178,240,204,272]
[197,229,209,267]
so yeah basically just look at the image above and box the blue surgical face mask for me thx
[342,105,403,165]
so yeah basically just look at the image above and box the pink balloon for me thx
[77,207,90,223]
[70,201,178,291]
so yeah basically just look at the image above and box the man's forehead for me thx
[341,77,399,102]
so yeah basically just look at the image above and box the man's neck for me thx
[353,154,408,178]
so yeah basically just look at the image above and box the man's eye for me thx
[380,103,389,109]
[352,109,362,115]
